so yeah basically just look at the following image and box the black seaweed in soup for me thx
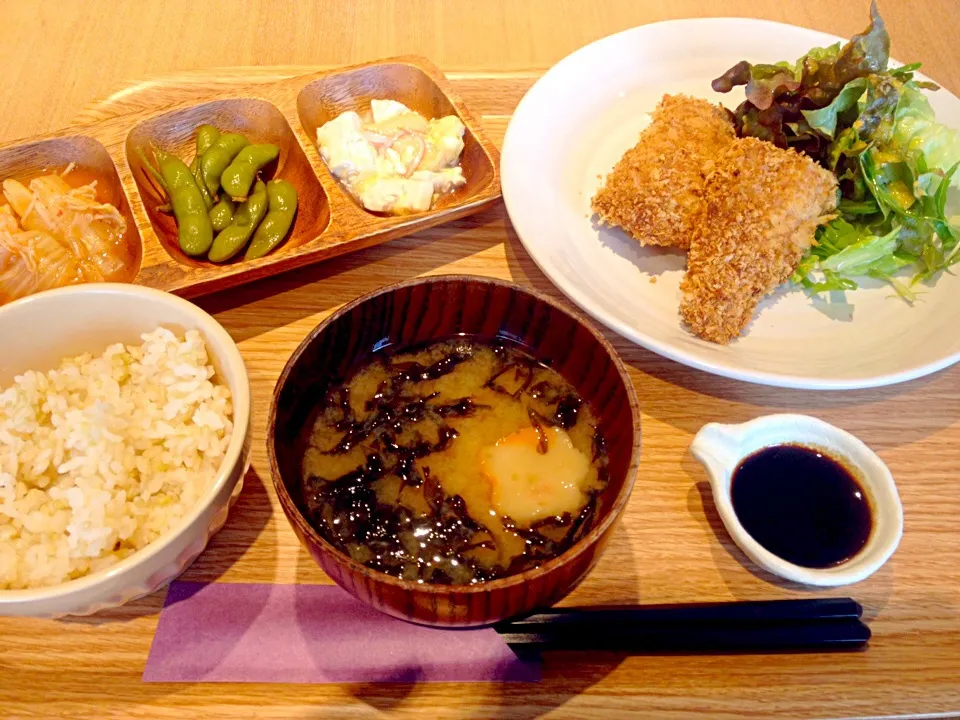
[297,337,611,585]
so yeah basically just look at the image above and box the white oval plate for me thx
[501,18,960,389]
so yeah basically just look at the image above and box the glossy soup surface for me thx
[299,337,611,585]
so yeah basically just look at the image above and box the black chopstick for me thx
[495,598,870,654]
[501,597,863,627]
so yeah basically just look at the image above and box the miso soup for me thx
[299,337,611,585]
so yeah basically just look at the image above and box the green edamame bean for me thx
[196,124,221,157]
[154,147,213,257]
[209,196,236,231]
[136,146,168,193]
[193,165,214,210]
[208,179,268,263]
[245,180,298,260]
[199,133,250,197]
[188,126,220,174]
[220,144,280,200]
[189,124,221,210]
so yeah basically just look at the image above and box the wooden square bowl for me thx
[126,98,330,269]
[0,135,142,281]
[267,275,641,627]
[297,61,496,216]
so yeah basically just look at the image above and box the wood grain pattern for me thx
[1,2,960,717]
[0,56,501,298]
[3,0,960,144]
[268,276,641,626]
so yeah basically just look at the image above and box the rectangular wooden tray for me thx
[0,56,501,298]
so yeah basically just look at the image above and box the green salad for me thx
[712,1,960,301]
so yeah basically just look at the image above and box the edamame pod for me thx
[194,167,215,210]
[245,179,298,260]
[136,146,168,193]
[188,126,219,174]
[190,124,221,209]
[208,179,268,263]
[154,147,213,257]
[195,124,221,156]
[199,133,250,197]
[220,143,280,200]
[209,196,236,231]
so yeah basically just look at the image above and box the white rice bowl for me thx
[0,327,234,590]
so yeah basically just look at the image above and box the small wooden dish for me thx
[0,57,500,298]
[267,275,642,627]
[0,136,143,282]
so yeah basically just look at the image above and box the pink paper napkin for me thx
[143,581,540,683]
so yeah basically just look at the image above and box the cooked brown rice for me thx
[0,327,233,589]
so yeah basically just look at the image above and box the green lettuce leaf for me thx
[793,220,917,300]
[890,62,922,78]
[802,78,868,138]
[820,226,900,274]
[854,73,903,145]
[828,125,870,170]
[712,61,800,111]
[892,84,960,175]
[712,1,890,151]
[799,1,889,104]
[868,146,927,215]
[713,2,960,302]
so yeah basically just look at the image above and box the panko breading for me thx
[591,94,736,248]
[680,137,838,344]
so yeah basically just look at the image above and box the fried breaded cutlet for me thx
[591,94,736,249]
[679,137,838,345]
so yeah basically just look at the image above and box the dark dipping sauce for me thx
[731,444,873,569]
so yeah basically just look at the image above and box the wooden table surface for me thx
[2,2,960,718]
